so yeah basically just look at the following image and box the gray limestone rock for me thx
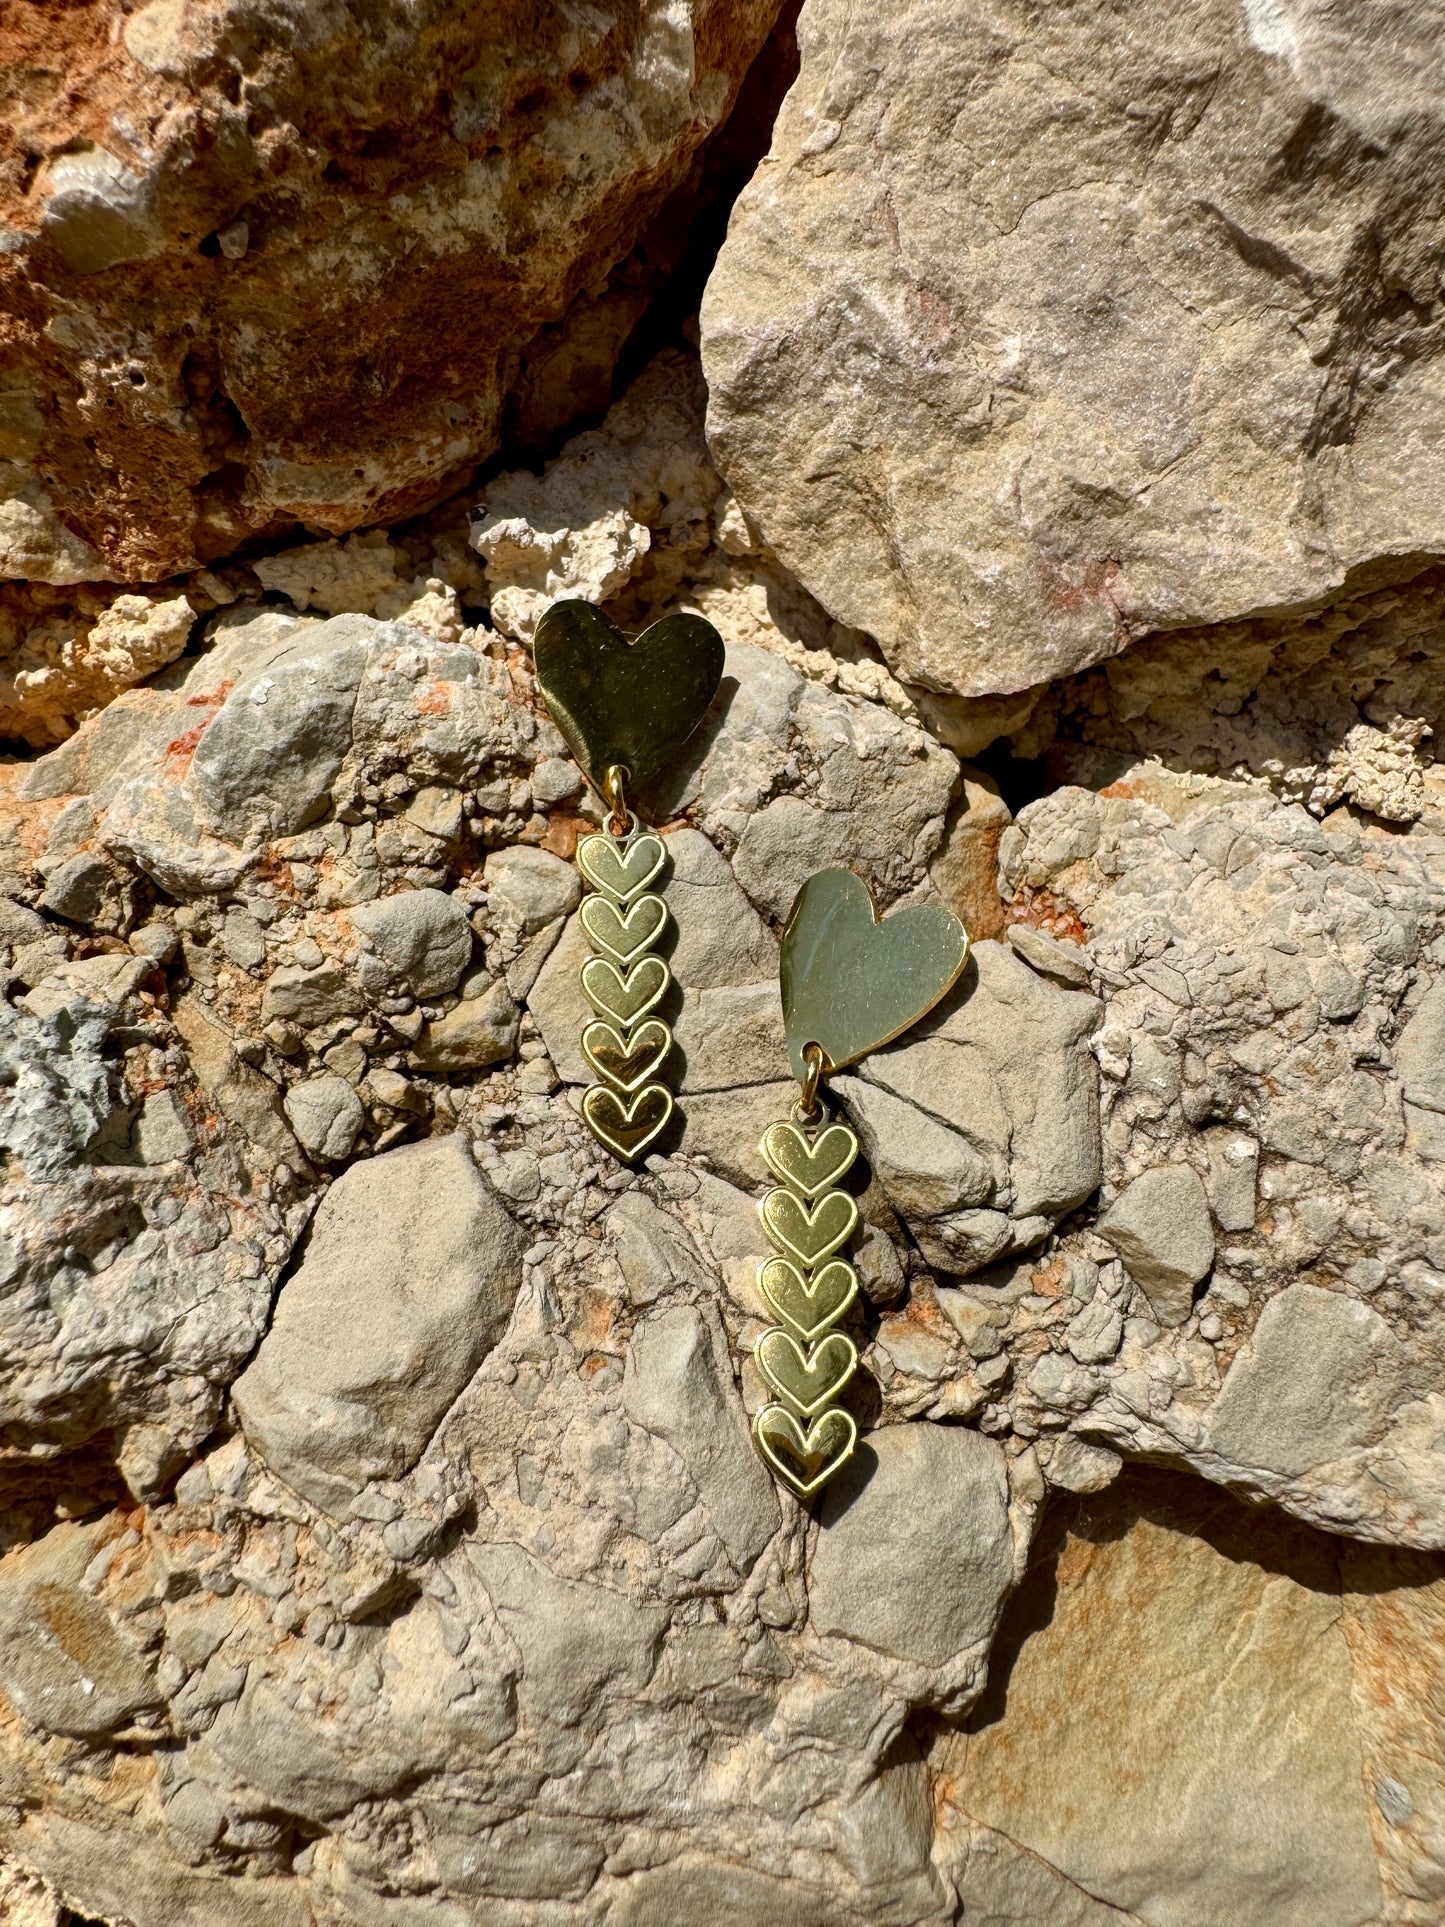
[136,1088,195,1164]
[465,1540,668,1728]
[605,1192,713,1305]
[283,1076,364,1162]
[351,888,473,999]
[840,941,1101,1272]
[702,0,1445,700]
[622,1302,780,1572]
[483,845,581,934]
[1208,1287,1409,1482]
[410,978,520,1071]
[189,618,370,839]
[233,1134,524,1514]
[1097,1165,1215,1326]
[1397,979,1445,1116]
[39,851,110,924]
[810,1423,1015,1674]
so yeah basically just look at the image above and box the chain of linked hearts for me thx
[752,1119,863,1497]
[575,819,676,1162]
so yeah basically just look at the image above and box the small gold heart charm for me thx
[758,1256,857,1342]
[759,1188,859,1268]
[581,1082,673,1161]
[580,892,668,965]
[754,1403,858,1498]
[760,1120,859,1199]
[581,955,670,1026]
[577,832,666,904]
[581,1018,672,1092]
[756,1328,858,1417]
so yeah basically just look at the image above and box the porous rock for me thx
[3,2,783,584]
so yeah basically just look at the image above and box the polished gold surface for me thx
[758,1187,859,1269]
[575,802,677,1164]
[760,1119,858,1198]
[750,1112,863,1499]
[580,1017,672,1092]
[580,954,670,1027]
[757,1255,857,1343]
[754,1404,858,1497]
[580,892,668,965]
[779,866,969,1080]
[581,1082,674,1161]
[532,599,725,792]
[756,1327,858,1417]
[576,830,666,903]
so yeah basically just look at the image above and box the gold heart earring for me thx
[532,598,725,1162]
[752,868,970,1498]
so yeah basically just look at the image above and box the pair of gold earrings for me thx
[532,600,969,1498]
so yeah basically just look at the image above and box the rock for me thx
[261,962,361,1028]
[809,1423,1015,1679]
[941,1471,1384,1927]
[0,1523,160,1736]
[605,1192,713,1305]
[1096,1164,1215,1325]
[702,0,1445,700]
[673,983,788,1093]
[283,1077,364,1162]
[1007,923,1091,989]
[465,1541,667,1728]
[1207,1286,1409,1483]
[200,1675,413,1825]
[233,1134,524,1514]
[38,852,110,925]
[135,1088,194,1165]
[622,1302,779,1571]
[410,978,520,1072]
[1202,1127,1260,1234]
[483,846,580,934]
[0,593,193,749]
[351,889,473,1000]
[839,941,1101,1273]
[1046,1435,1123,1495]
[1398,979,1445,1115]
[660,827,777,988]
[6,3,782,584]
[189,619,370,839]
[928,766,1011,943]
[20,953,149,1021]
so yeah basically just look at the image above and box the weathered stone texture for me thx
[702,0,1445,699]
[1,0,784,584]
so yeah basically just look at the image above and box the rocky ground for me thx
[2,4,1445,1927]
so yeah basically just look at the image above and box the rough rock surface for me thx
[701,0,1445,699]
[0,299,1444,1925]
[1,0,784,584]
[935,1470,1437,1927]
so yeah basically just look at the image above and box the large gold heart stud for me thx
[759,1188,858,1268]
[758,1257,857,1343]
[533,600,726,791]
[582,955,670,1026]
[580,893,667,966]
[581,1018,672,1093]
[756,1329,858,1417]
[754,1404,858,1498]
[781,868,969,1079]
[577,832,666,905]
[581,1082,673,1161]
[760,1121,859,1199]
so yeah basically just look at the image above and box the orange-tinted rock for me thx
[0,0,785,585]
